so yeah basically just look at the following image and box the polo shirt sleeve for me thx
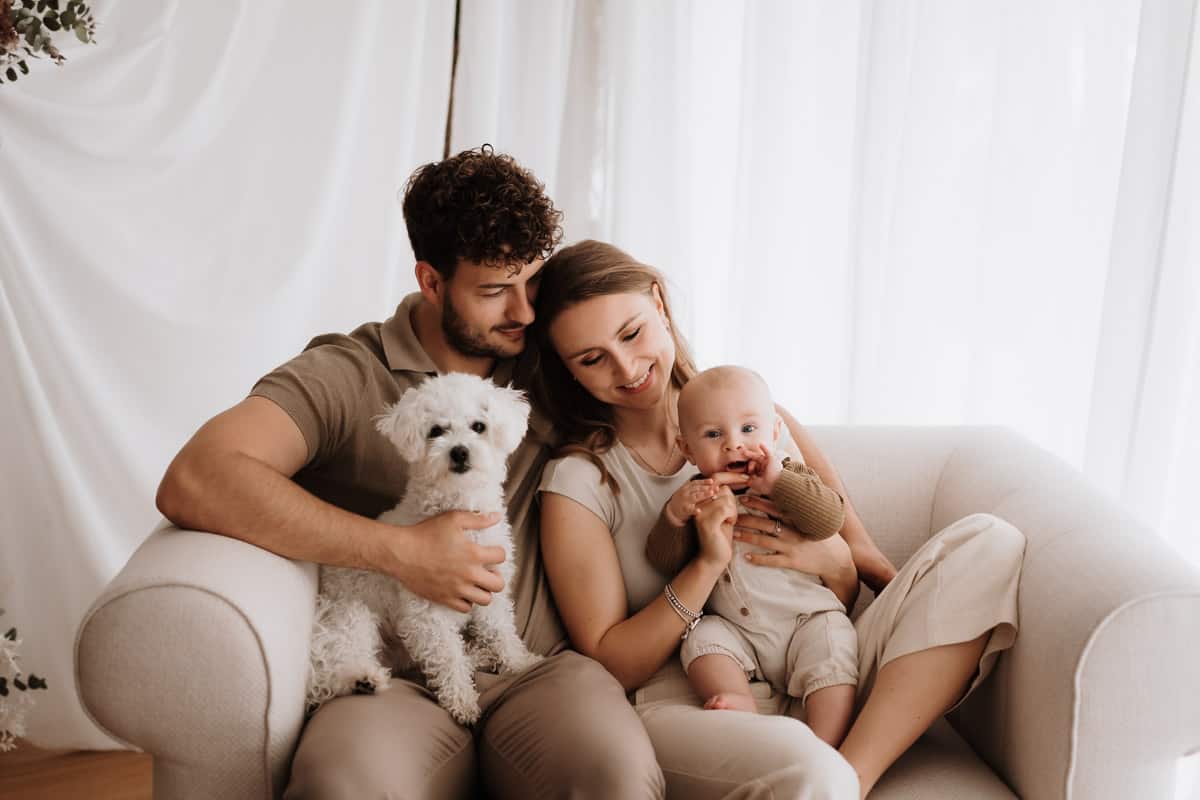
[538,453,618,533]
[249,334,375,466]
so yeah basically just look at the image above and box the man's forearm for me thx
[157,450,397,573]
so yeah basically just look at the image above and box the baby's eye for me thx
[741,424,757,434]
[428,425,446,438]
[704,429,721,439]
[622,327,642,342]
[471,421,487,434]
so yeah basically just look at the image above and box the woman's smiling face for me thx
[547,289,676,412]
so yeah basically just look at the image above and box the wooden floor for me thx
[0,741,151,800]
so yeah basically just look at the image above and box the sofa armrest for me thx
[75,523,318,800]
[934,427,1200,800]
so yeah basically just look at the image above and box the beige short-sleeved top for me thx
[249,291,566,657]
[538,427,809,614]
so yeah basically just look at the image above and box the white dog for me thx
[306,372,542,724]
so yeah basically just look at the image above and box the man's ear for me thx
[415,261,445,308]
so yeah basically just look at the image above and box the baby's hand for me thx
[745,443,783,496]
[665,478,718,527]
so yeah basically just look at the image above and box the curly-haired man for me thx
[156,146,664,798]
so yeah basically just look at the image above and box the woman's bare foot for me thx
[703,692,758,712]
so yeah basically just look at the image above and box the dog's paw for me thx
[498,649,544,675]
[443,693,482,726]
[333,663,392,698]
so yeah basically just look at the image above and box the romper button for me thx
[739,607,750,616]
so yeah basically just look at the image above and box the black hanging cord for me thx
[443,0,462,159]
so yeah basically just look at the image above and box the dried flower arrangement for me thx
[0,608,48,752]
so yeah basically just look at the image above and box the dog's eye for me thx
[428,425,445,439]
[471,421,486,434]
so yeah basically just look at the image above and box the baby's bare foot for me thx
[703,692,758,713]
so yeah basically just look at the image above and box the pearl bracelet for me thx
[664,582,703,639]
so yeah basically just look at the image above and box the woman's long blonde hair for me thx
[522,240,698,492]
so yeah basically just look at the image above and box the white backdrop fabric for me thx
[0,0,453,748]
[1,0,1197,752]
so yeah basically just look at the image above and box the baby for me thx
[645,365,858,747]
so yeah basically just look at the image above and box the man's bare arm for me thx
[156,396,504,612]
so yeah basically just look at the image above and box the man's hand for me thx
[745,443,783,496]
[385,510,506,612]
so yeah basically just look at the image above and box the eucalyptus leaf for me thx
[74,22,88,43]
[4,68,15,82]
[61,10,74,26]
[18,61,28,74]
[44,14,60,32]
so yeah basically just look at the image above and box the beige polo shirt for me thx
[250,292,566,659]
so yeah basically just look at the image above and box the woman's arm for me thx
[540,491,732,691]
[776,404,898,592]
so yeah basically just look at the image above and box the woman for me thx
[525,240,1024,799]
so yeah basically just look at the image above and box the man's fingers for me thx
[458,510,503,529]
[464,584,494,606]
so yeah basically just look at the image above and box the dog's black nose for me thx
[450,445,470,465]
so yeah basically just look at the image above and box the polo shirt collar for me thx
[380,291,518,383]
[381,292,439,374]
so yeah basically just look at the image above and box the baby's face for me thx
[679,378,779,476]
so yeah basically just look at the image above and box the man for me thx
[157,146,663,799]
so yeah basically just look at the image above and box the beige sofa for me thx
[75,426,1200,798]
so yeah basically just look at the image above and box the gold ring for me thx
[773,519,781,536]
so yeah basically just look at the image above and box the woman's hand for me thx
[664,478,718,527]
[733,495,859,607]
[693,485,740,570]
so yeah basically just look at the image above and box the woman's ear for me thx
[651,282,665,314]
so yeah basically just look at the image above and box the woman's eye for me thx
[428,425,445,438]
[471,421,487,433]
[622,327,642,342]
[581,354,603,367]
[742,424,757,434]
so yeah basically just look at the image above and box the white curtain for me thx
[453,0,1200,561]
[3,0,1197,753]
[0,0,452,748]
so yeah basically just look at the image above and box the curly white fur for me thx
[306,372,543,724]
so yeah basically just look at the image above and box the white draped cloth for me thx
[1,0,1197,750]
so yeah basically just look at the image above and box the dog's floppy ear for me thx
[488,384,531,457]
[374,387,426,462]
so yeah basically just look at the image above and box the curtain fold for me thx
[0,0,453,748]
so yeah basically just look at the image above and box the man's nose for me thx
[508,290,534,326]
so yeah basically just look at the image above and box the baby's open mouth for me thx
[725,460,750,473]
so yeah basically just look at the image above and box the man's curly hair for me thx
[402,144,564,279]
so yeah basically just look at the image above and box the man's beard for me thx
[442,296,522,360]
